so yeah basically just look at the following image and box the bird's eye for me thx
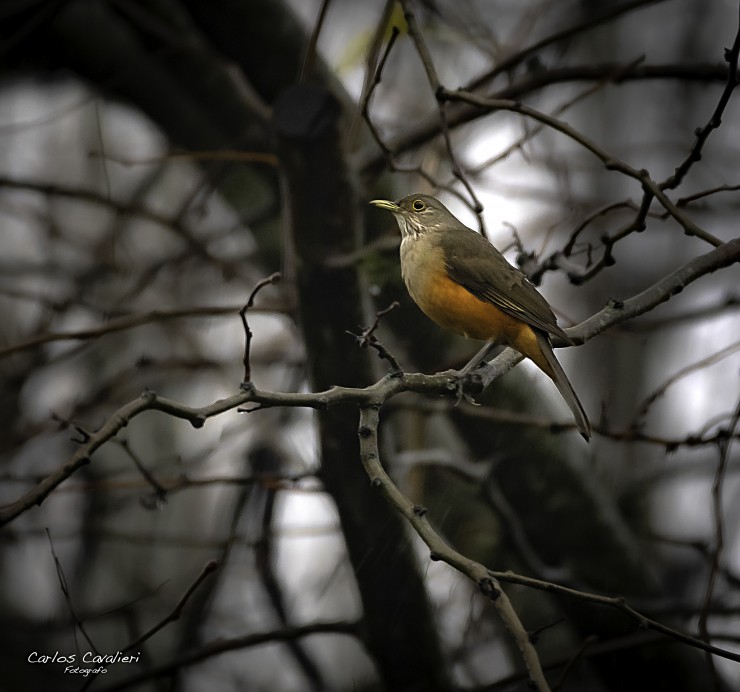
[412,199,425,211]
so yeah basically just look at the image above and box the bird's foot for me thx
[453,370,483,407]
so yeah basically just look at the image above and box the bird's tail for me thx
[534,332,591,441]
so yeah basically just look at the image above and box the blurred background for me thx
[0,0,739,690]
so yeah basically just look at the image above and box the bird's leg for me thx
[459,341,496,378]
[454,340,495,405]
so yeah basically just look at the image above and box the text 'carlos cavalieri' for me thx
[29,650,141,675]
[29,651,141,664]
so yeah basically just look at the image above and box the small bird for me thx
[370,194,591,440]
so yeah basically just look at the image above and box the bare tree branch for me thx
[94,620,359,692]
[2,238,737,527]
[356,404,552,692]
[661,4,740,190]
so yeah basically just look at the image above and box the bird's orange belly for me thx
[410,271,522,343]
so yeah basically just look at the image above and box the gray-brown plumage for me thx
[370,194,591,440]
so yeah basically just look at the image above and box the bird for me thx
[370,193,591,441]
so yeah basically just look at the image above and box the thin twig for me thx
[0,176,223,266]
[240,273,281,383]
[348,0,398,149]
[698,395,740,687]
[676,183,740,208]
[125,560,219,653]
[45,529,98,655]
[634,340,740,423]
[0,303,285,361]
[91,149,278,167]
[358,61,733,176]
[79,561,219,691]
[361,25,402,159]
[400,0,486,232]
[552,636,599,691]
[437,87,723,248]
[94,621,358,692]
[389,396,740,449]
[358,22,471,197]
[115,439,168,508]
[464,55,646,179]
[488,569,740,664]
[661,5,740,190]
[347,301,402,373]
[465,0,669,92]
[299,0,333,82]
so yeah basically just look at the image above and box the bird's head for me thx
[370,194,454,238]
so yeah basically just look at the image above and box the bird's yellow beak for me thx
[369,199,401,212]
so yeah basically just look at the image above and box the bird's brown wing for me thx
[438,227,571,342]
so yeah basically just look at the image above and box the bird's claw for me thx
[454,371,483,407]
